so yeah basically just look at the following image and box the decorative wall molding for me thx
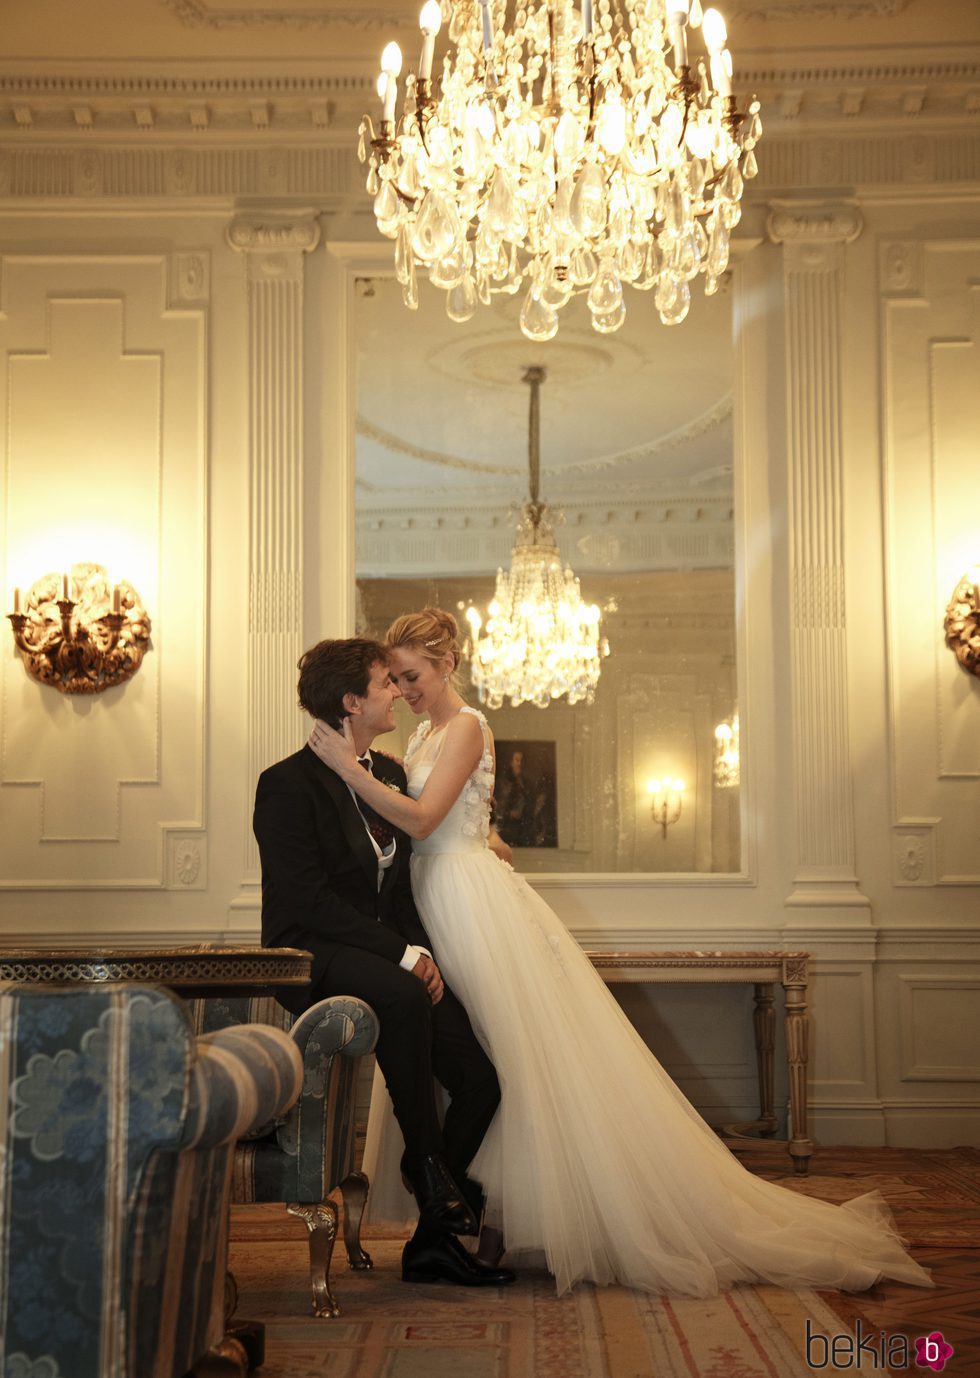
[897,976,980,1081]
[891,824,938,887]
[0,253,207,888]
[165,829,208,889]
[881,237,980,885]
[228,211,318,880]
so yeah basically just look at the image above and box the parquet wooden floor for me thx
[742,1143,980,1376]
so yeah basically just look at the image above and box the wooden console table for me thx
[587,950,812,1174]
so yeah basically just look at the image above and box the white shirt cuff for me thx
[399,944,431,971]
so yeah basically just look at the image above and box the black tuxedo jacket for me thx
[253,744,431,1013]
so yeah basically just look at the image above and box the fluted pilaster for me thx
[229,212,320,880]
[767,203,869,917]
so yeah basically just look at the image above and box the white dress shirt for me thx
[352,750,429,973]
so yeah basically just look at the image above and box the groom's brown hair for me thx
[297,637,388,729]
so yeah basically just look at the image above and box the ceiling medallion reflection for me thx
[358,0,761,340]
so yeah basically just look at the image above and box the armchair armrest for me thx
[185,1025,303,1150]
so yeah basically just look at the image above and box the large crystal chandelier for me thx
[357,0,760,340]
[464,366,608,708]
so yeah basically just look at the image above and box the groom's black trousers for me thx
[313,945,499,1197]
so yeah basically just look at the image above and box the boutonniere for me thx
[383,779,403,794]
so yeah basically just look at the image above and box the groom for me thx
[254,636,512,1287]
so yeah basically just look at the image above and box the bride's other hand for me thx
[488,827,513,867]
[308,717,358,776]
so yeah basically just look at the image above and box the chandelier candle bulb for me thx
[112,584,121,615]
[666,0,691,69]
[61,572,70,601]
[583,0,593,35]
[12,587,21,615]
[419,1,442,79]
[380,41,402,122]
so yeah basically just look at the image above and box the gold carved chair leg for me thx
[189,1336,249,1378]
[288,1200,342,1318]
[752,983,779,1136]
[339,1170,374,1271]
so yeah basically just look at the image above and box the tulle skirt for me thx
[365,845,931,1298]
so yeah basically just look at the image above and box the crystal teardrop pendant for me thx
[395,222,414,285]
[402,259,419,310]
[743,148,759,179]
[591,301,627,334]
[587,260,623,316]
[366,159,379,195]
[659,276,691,325]
[412,190,458,262]
[446,272,478,322]
[569,163,606,239]
[519,289,559,342]
[357,120,368,164]
[374,180,401,237]
[569,245,598,286]
[430,241,469,289]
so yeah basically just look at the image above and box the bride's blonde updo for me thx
[386,607,463,688]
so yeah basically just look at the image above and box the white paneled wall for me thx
[0,49,978,1146]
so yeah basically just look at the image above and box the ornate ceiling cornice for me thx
[160,0,402,27]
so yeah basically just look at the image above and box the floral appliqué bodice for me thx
[404,706,494,856]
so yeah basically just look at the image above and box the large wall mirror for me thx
[354,275,740,874]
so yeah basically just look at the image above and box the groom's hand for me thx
[412,953,445,1005]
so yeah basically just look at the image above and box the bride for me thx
[307,607,931,1298]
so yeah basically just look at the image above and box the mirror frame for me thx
[317,233,768,891]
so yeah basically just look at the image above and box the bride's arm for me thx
[308,714,484,840]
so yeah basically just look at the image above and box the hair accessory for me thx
[424,638,442,648]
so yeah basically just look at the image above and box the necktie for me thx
[356,757,395,852]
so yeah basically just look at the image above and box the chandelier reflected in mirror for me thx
[463,366,608,708]
[358,0,760,340]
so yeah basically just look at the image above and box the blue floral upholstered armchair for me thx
[189,992,380,1319]
[0,982,303,1378]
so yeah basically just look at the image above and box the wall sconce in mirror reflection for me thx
[713,713,740,788]
[647,778,684,840]
[6,563,151,694]
[944,567,980,678]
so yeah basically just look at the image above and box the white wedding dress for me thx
[364,706,931,1298]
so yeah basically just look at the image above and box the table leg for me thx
[752,983,779,1135]
[783,977,814,1173]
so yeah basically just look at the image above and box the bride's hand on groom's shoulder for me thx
[308,717,357,774]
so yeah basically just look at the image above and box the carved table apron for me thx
[587,949,812,1174]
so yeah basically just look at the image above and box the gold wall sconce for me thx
[647,778,685,839]
[713,713,740,788]
[944,568,980,678]
[6,563,151,695]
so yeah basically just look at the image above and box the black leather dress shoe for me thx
[400,1153,479,1236]
[402,1232,516,1287]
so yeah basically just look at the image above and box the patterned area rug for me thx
[228,1145,980,1378]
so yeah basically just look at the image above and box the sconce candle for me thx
[6,562,150,695]
[648,777,685,839]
